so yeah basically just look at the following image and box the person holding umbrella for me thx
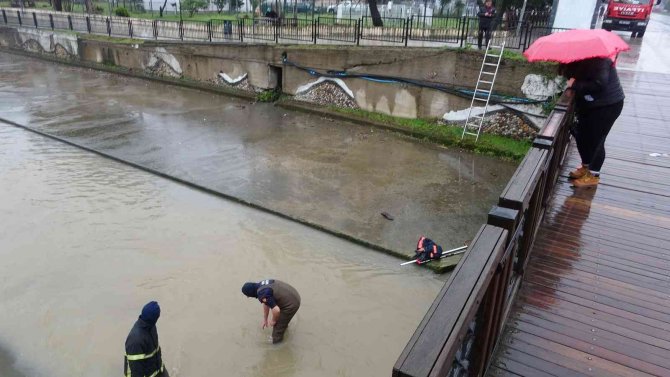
[561,57,625,187]
[524,29,629,188]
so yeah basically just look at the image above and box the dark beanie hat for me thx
[241,282,259,298]
[140,301,161,325]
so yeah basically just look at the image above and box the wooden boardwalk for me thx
[487,70,670,377]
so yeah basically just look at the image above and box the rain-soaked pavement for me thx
[0,124,446,376]
[0,52,517,256]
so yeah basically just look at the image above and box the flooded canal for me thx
[0,124,446,376]
[0,52,516,255]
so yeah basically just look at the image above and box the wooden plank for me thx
[510,320,670,376]
[486,365,526,377]
[500,331,645,377]
[504,331,656,377]
[499,148,548,211]
[431,229,509,377]
[526,262,670,307]
[491,353,569,377]
[522,283,670,332]
[535,236,670,272]
[517,291,670,347]
[526,273,670,318]
[394,225,506,377]
[516,306,670,358]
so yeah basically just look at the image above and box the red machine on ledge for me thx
[602,0,661,38]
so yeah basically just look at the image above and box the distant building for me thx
[550,0,602,29]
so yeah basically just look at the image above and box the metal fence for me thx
[316,16,358,44]
[408,15,463,44]
[0,7,554,50]
[360,16,407,44]
[278,17,314,42]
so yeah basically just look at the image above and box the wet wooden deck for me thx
[488,70,670,377]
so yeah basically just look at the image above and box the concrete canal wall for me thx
[0,26,560,119]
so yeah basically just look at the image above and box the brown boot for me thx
[572,171,599,188]
[568,165,589,179]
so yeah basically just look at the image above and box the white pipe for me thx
[400,245,468,266]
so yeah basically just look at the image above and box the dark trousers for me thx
[478,25,492,49]
[575,100,624,172]
[272,307,299,343]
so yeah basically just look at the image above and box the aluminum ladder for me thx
[461,41,506,142]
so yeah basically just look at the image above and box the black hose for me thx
[282,57,550,106]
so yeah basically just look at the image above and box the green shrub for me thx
[94,5,105,14]
[256,89,280,102]
[114,7,130,17]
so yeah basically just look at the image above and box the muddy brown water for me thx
[0,52,516,256]
[0,124,447,376]
[0,52,517,376]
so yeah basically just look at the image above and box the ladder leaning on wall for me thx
[461,41,506,142]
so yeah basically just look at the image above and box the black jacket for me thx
[478,5,496,28]
[124,318,167,377]
[563,58,625,110]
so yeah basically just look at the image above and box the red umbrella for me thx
[523,29,630,64]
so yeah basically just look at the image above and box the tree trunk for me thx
[368,0,382,26]
[159,0,167,16]
[53,0,62,11]
[84,0,93,13]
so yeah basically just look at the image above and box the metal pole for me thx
[516,0,528,35]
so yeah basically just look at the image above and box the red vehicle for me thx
[602,0,661,38]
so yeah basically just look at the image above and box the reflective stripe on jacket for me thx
[124,318,166,377]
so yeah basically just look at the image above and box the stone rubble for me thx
[478,111,538,140]
[146,59,181,78]
[294,81,359,109]
[210,76,257,92]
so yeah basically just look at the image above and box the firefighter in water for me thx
[242,279,301,344]
[124,301,169,377]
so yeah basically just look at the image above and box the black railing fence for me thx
[0,7,555,50]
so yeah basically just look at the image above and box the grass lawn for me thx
[327,107,532,161]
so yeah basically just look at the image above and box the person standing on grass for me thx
[242,279,301,344]
[561,57,625,188]
[478,0,496,50]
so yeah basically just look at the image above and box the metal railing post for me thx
[32,12,38,28]
[67,15,73,30]
[153,20,157,39]
[356,19,360,46]
[2,10,7,25]
[86,16,91,33]
[179,20,183,40]
[17,10,21,26]
[238,19,243,42]
[106,17,111,36]
[49,13,54,29]
[128,19,133,38]
[207,20,212,42]
[404,17,409,47]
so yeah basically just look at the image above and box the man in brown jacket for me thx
[242,279,301,344]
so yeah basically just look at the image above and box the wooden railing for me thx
[393,89,575,377]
